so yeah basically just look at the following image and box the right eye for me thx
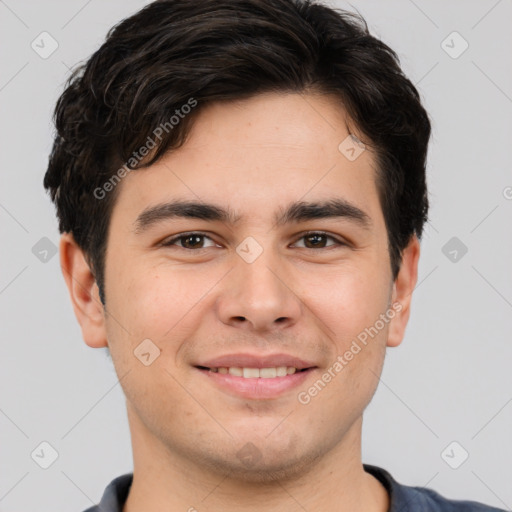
[160,232,219,250]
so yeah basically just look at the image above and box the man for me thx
[43,0,505,510]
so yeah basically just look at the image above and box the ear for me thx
[386,234,420,348]
[59,233,108,348]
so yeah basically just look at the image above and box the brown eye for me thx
[293,232,343,249]
[304,234,328,248]
[161,232,217,249]
[180,234,205,248]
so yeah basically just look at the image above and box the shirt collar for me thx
[94,464,410,512]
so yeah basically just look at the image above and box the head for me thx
[45,0,430,482]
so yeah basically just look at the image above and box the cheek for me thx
[107,262,225,352]
[298,259,391,343]
[103,266,212,431]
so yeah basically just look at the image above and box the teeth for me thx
[243,367,260,378]
[259,367,276,378]
[211,366,301,378]
[276,366,288,377]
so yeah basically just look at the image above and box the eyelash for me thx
[160,231,347,251]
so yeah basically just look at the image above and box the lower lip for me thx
[196,368,316,399]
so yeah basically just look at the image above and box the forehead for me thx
[111,92,384,232]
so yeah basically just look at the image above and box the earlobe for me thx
[59,233,108,348]
[386,235,420,348]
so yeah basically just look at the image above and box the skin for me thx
[61,92,420,512]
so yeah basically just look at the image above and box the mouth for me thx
[195,365,313,378]
[193,354,318,399]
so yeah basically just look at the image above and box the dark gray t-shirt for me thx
[83,464,506,512]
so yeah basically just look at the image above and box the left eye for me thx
[292,232,342,249]
[161,232,343,250]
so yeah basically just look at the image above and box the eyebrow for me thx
[133,198,372,234]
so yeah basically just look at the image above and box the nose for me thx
[216,251,302,333]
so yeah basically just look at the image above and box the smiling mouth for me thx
[195,365,315,379]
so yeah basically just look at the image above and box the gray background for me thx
[1,0,511,510]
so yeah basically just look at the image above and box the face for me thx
[64,92,419,482]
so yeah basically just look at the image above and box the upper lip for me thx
[196,353,317,370]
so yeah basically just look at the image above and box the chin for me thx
[195,440,323,484]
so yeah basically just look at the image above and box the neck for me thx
[122,407,389,512]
